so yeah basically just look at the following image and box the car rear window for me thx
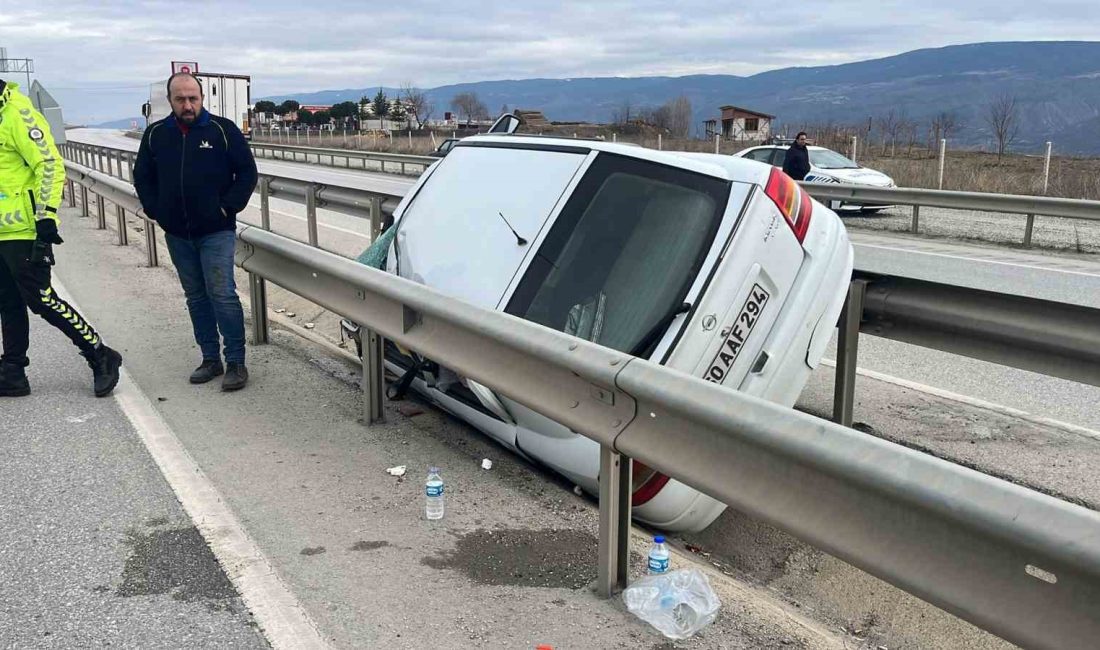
[506,153,730,357]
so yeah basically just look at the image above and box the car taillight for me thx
[632,460,671,506]
[764,167,813,243]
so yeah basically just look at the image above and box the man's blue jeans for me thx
[164,230,246,364]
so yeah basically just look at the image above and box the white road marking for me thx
[821,358,1100,441]
[54,279,333,650]
[242,199,370,240]
[855,242,1100,278]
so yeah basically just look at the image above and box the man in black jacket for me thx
[133,73,257,390]
[782,131,811,181]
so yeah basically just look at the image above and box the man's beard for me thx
[177,110,197,124]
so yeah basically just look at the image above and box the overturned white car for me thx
[359,125,853,531]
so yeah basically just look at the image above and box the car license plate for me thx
[704,283,770,384]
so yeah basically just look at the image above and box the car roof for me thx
[456,134,771,185]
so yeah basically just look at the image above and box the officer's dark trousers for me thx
[0,240,100,367]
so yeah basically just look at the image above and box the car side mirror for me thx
[488,112,523,134]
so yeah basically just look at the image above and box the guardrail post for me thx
[145,219,159,267]
[381,159,386,173]
[361,327,384,425]
[67,180,76,208]
[911,205,920,233]
[1023,214,1035,248]
[249,272,269,345]
[259,177,272,230]
[80,185,89,218]
[306,184,319,247]
[833,279,867,427]
[370,196,383,242]
[96,192,106,229]
[597,446,631,598]
[95,194,105,226]
[115,205,129,246]
[126,153,135,181]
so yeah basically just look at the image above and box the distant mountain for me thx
[90,117,143,130]
[267,41,1100,154]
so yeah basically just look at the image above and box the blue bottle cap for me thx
[654,535,665,544]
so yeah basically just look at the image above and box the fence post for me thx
[249,271,269,345]
[612,133,617,143]
[1043,142,1052,195]
[938,139,947,190]
[306,184,319,247]
[369,196,383,242]
[911,205,920,233]
[1023,214,1035,248]
[259,177,271,230]
[597,445,632,598]
[362,328,384,425]
[833,279,867,427]
[714,134,720,154]
[145,218,159,267]
[658,133,662,150]
[115,205,129,246]
[851,135,858,164]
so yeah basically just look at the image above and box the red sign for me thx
[172,61,199,74]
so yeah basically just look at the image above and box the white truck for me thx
[141,71,252,138]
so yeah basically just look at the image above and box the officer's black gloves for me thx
[31,218,62,265]
[35,218,64,245]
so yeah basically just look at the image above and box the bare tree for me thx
[450,92,488,126]
[876,109,900,155]
[901,119,920,157]
[929,110,962,148]
[611,100,635,126]
[400,83,434,130]
[667,95,693,139]
[986,93,1020,160]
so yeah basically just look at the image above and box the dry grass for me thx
[253,130,1100,201]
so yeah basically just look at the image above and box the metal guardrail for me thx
[250,141,435,176]
[803,181,1100,247]
[61,138,1100,424]
[61,161,1100,648]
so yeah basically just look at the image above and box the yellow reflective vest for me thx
[0,81,65,241]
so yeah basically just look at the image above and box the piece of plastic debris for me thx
[481,458,493,470]
[304,323,316,329]
[286,312,297,317]
[274,308,286,313]
[385,465,407,477]
[573,485,584,496]
[623,568,721,640]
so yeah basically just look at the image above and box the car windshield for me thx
[506,153,729,357]
[809,149,859,169]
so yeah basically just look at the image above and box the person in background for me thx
[783,131,811,181]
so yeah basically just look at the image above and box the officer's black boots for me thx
[0,361,30,397]
[81,345,123,398]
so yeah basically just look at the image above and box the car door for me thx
[392,141,590,447]
[769,147,787,167]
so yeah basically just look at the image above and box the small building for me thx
[704,105,774,141]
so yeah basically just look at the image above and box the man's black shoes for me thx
[222,362,248,392]
[190,359,225,384]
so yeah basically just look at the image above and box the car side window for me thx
[745,149,772,163]
[770,149,787,167]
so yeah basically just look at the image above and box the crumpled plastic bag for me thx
[622,568,721,640]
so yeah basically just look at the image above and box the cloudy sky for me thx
[1,0,1096,124]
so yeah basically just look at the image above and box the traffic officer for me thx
[0,79,122,397]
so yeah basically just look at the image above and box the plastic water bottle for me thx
[648,535,670,575]
[425,467,444,520]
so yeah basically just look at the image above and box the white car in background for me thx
[365,125,853,532]
[734,145,896,212]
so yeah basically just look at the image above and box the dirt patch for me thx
[117,526,238,602]
[422,528,597,589]
[350,540,390,552]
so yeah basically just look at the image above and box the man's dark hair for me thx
[796,131,808,139]
[166,73,203,98]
